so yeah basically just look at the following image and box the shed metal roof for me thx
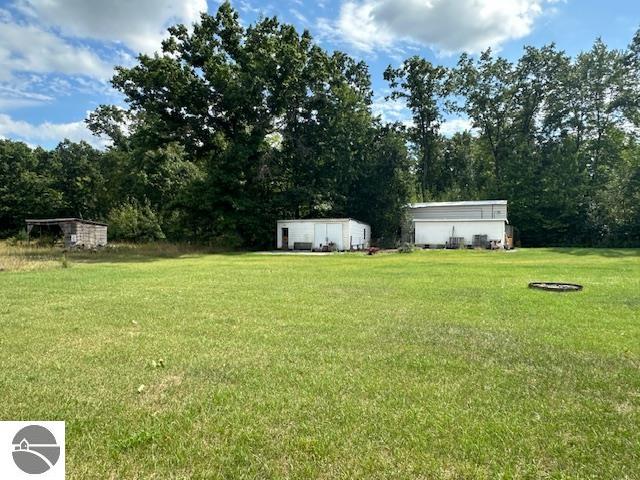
[409,200,507,208]
[277,218,369,224]
[26,218,108,226]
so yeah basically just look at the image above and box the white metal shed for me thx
[408,200,512,248]
[276,218,370,251]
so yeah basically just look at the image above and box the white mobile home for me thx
[409,200,512,248]
[276,218,370,251]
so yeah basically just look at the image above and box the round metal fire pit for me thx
[528,282,583,292]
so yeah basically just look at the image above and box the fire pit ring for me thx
[528,282,583,292]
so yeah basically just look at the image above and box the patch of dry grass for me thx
[0,241,217,272]
[0,242,63,272]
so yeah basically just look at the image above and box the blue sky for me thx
[0,0,638,148]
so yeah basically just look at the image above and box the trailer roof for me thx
[26,218,108,226]
[409,200,507,208]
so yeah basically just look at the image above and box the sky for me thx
[0,0,638,149]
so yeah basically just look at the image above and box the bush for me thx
[209,232,243,250]
[107,199,165,242]
[6,229,29,246]
[398,242,415,253]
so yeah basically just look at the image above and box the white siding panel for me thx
[326,223,343,250]
[276,221,314,248]
[414,220,505,246]
[343,221,350,251]
[313,224,326,249]
[348,220,370,249]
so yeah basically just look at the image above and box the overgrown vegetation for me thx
[0,241,62,272]
[107,199,166,242]
[1,247,639,478]
[398,242,415,253]
[0,2,638,246]
[0,241,218,272]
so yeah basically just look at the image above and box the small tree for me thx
[107,199,165,242]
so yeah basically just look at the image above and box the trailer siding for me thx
[410,204,507,221]
[414,220,505,246]
[408,200,510,248]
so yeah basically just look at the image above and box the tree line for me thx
[1,2,639,247]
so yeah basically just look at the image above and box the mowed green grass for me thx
[1,247,639,479]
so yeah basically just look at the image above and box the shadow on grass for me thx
[3,242,251,267]
[547,247,640,258]
[75,245,255,264]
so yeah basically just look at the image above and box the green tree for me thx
[384,57,448,199]
[0,140,63,234]
[87,2,408,246]
[50,140,106,219]
[355,124,414,246]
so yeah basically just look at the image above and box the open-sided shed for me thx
[26,218,108,249]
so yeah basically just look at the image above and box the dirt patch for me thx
[138,374,184,411]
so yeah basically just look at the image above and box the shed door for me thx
[314,224,327,249]
[314,223,343,250]
[326,223,343,250]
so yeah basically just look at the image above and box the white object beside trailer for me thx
[276,218,370,251]
[408,200,511,248]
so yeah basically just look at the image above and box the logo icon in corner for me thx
[12,425,61,474]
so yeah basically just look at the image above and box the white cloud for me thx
[0,85,53,109]
[290,9,309,24]
[440,117,475,137]
[0,8,12,22]
[0,1,209,148]
[372,94,411,125]
[334,1,395,53]
[328,0,555,54]
[372,92,475,137]
[17,0,207,54]
[0,22,113,80]
[0,73,119,115]
[0,113,108,148]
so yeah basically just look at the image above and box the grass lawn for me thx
[1,245,639,479]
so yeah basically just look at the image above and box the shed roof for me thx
[277,218,369,224]
[409,200,507,208]
[26,218,108,226]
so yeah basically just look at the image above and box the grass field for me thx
[1,244,639,479]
